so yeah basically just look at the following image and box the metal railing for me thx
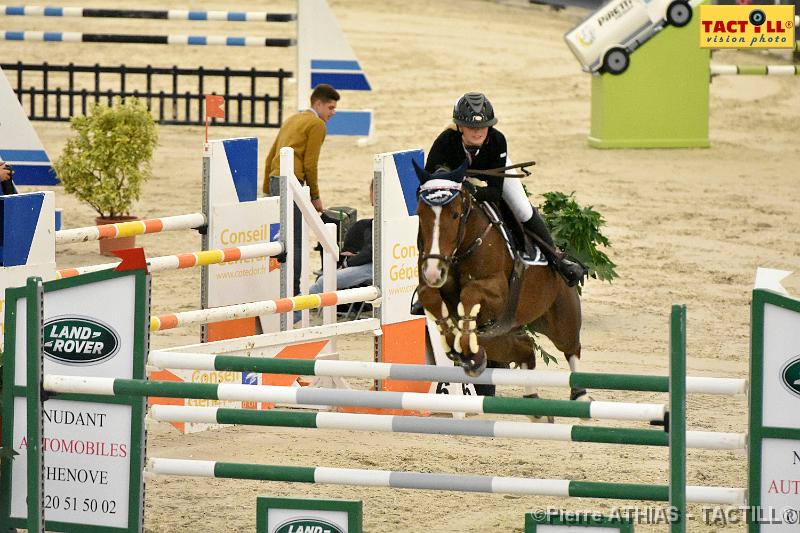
[0,61,292,127]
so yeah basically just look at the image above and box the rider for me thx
[425,92,585,287]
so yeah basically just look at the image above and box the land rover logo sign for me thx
[780,356,800,398]
[274,518,344,533]
[43,316,120,365]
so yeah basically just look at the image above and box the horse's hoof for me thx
[460,354,487,377]
[528,415,555,424]
[570,388,592,401]
[570,388,593,420]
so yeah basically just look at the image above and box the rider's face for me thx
[461,126,488,148]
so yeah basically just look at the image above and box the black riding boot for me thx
[522,208,586,287]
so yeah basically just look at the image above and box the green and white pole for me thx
[148,351,747,395]
[149,405,745,450]
[43,376,667,422]
[25,277,45,533]
[148,458,746,505]
[670,305,687,533]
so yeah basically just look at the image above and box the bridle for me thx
[418,186,494,276]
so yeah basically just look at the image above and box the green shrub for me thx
[540,191,618,283]
[54,98,158,218]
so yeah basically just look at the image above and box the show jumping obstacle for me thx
[149,405,745,450]
[710,64,799,76]
[0,0,372,137]
[55,242,284,279]
[0,31,295,47]
[0,6,295,22]
[6,267,775,533]
[147,350,747,395]
[150,286,380,332]
[55,213,207,244]
[8,151,793,532]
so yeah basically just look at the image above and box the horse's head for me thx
[413,159,470,288]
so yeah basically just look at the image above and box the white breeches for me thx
[502,176,533,223]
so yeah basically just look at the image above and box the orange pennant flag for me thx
[205,95,225,119]
[113,247,149,273]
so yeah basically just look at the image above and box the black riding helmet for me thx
[453,92,497,128]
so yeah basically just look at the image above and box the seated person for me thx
[0,160,16,195]
[309,182,373,294]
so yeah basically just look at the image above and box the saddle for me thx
[465,184,547,338]
[465,182,547,267]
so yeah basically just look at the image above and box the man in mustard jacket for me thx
[264,84,340,300]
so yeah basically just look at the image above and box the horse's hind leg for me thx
[521,360,554,424]
[532,289,590,402]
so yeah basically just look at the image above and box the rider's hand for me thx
[312,198,324,213]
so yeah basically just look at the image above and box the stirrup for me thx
[556,257,586,288]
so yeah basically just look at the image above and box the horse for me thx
[413,161,588,403]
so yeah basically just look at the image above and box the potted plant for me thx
[54,98,158,256]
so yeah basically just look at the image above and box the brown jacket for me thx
[263,110,326,199]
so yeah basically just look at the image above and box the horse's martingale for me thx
[413,162,587,402]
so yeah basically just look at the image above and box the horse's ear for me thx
[411,159,431,184]
[452,158,469,183]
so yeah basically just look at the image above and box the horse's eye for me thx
[452,211,459,219]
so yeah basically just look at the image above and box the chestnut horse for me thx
[414,162,588,402]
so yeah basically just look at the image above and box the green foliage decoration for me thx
[522,190,618,365]
[54,98,158,218]
[539,191,618,283]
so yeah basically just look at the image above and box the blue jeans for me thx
[309,263,373,294]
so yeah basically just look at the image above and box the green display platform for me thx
[589,16,710,149]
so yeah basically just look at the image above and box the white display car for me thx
[564,0,699,75]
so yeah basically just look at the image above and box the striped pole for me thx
[55,242,283,279]
[149,405,746,450]
[0,31,295,47]
[711,64,799,76]
[150,286,380,331]
[0,6,295,22]
[44,375,666,422]
[147,352,748,395]
[56,213,206,245]
[148,458,747,506]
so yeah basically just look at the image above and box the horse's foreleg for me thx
[418,286,459,360]
[454,282,503,376]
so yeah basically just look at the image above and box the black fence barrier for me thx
[0,62,292,128]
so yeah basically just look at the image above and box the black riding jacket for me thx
[425,127,508,202]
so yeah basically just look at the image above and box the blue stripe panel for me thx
[44,32,64,41]
[54,208,63,231]
[0,193,45,266]
[311,60,361,71]
[5,32,25,40]
[227,12,247,22]
[5,7,25,15]
[311,72,371,91]
[223,137,258,203]
[11,165,60,186]
[391,150,425,217]
[325,110,371,137]
[225,37,246,46]
[0,150,50,163]
[43,7,64,16]
[187,11,208,20]
[269,223,280,242]
[187,36,207,45]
